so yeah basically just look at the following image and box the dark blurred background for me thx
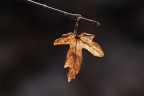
[0,0,144,96]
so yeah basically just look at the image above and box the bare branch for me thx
[26,0,100,26]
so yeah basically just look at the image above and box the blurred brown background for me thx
[0,0,144,96]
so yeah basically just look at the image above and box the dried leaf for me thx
[54,32,104,82]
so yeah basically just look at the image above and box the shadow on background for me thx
[0,0,144,96]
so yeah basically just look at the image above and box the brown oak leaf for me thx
[54,32,104,82]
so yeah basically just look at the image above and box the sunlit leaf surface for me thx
[54,32,104,82]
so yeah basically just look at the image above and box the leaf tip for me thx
[100,50,105,57]
[68,78,72,82]
[64,65,68,68]
[98,51,104,57]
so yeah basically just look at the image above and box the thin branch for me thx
[26,0,100,26]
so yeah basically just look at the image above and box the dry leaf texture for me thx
[54,32,104,82]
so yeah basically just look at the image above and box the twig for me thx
[26,0,100,26]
